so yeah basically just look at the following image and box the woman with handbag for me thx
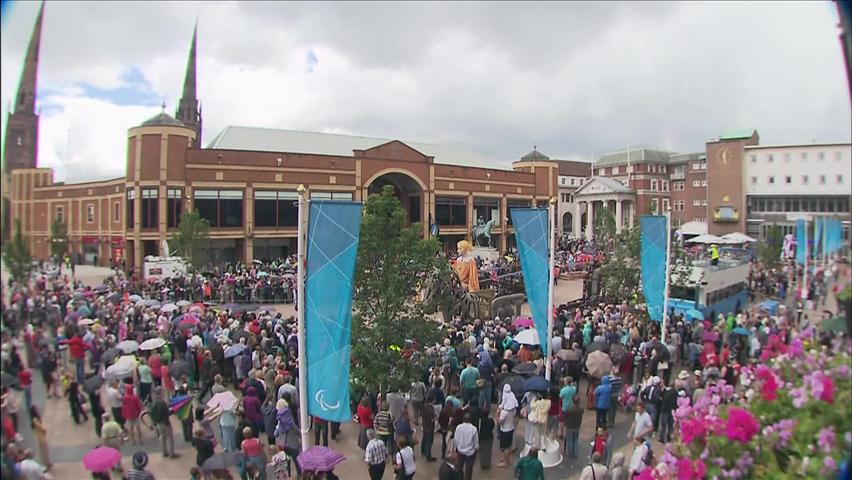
[394,436,417,480]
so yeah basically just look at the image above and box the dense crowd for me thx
[0,244,848,479]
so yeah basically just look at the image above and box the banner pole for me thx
[545,198,557,381]
[802,219,809,303]
[662,207,672,344]
[296,184,310,452]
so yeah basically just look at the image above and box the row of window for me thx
[54,202,122,225]
[747,196,851,214]
[599,163,669,176]
[752,174,843,186]
[649,179,670,192]
[750,150,845,163]
[558,176,586,186]
[692,161,707,170]
[706,282,746,307]
[692,199,709,207]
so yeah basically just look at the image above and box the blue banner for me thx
[813,217,822,259]
[305,200,362,423]
[640,216,667,322]
[796,219,807,265]
[510,208,551,354]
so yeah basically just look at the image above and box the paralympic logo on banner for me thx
[509,208,551,355]
[640,215,667,322]
[304,200,362,423]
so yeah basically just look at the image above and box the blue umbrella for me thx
[76,305,92,316]
[523,375,550,393]
[760,300,780,314]
[224,344,247,359]
[685,309,704,321]
[732,326,750,336]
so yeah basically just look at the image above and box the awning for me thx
[685,234,728,245]
[678,221,708,236]
[110,236,124,245]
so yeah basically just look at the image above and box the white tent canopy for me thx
[721,232,757,244]
[685,234,728,245]
[678,221,708,236]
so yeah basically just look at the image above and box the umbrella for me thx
[512,316,534,328]
[135,299,147,307]
[169,394,192,412]
[721,232,757,244]
[106,292,121,304]
[116,340,139,354]
[160,303,178,313]
[207,391,238,411]
[650,341,670,361]
[169,360,191,379]
[609,343,629,366]
[514,329,540,346]
[760,299,780,315]
[0,373,19,390]
[104,363,134,381]
[176,300,191,307]
[189,304,205,313]
[143,299,161,307]
[586,341,610,354]
[82,447,122,472]
[257,271,269,277]
[77,305,92,316]
[496,374,524,400]
[585,350,613,379]
[82,374,105,394]
[685,234,728,245]
[81,291,96,298]
[77,318,95,327]
[253,259,263,265]
[685,309,704,321]
[522,375,551,393]
[224,344,247,359]
[93,284,109,292]
[101,348,122,365]
[188,335,203,348]
[702,331,719,343]
[128,294,142,302]
[202,451,245,472]
[512,362,537,376]
[230,330,251,342]
[180,315,200,327]
[822,316,848,334]
[139,338,166,351]
[731,327,750,336]
[297,446,346,472]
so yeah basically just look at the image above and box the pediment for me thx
[356,140,433,162]
[574,176,631,196]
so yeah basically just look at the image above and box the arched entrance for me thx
[366,171,424,226]
[562,212,573,233]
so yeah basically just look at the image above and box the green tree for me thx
[169,210,210,270]
[351,185,443,393]
[593,206,617,246]
[758,224,783,269]
[597,226,643,301]
[3,219,33,285]
[49,218,68,261]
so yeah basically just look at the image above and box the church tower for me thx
[4,1,45,174]
[175,23,202,148]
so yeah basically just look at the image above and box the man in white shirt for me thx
[453,413,479,480]
[105,381,127,437]
[629,437,650,476]
[627,402,653,441]
[579,452,608,480]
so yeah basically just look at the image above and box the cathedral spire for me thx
[15,1,45,115]
[176,21,201,147]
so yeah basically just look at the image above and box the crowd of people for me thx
[0,242,847,479]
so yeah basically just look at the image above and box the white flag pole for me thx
[296,184,310,452]
[662,206,672,344]
[545,197,557,381]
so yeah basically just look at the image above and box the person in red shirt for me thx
[149,353,162,387]
[122,383,144,445]
[65,334,90,383]
[17,368,32,411]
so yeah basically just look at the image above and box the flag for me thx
[304,200,362,423]
[813,217,822,259]
[640,216,667,322]
[510,208,551,354]
[795,219,807,265]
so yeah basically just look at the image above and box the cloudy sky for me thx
[1,1,849,182]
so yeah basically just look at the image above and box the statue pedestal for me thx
[520,436,563,468]
[471,246,500,262]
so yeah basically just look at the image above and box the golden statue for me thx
[453,240,480,291]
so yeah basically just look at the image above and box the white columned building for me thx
[572,177,636,240]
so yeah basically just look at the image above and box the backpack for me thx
[642,441,654,466]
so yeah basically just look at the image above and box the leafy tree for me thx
[3,219,33,285]
[169,210,210,270]
[49,218,68,260]
[351,185,443,393]
[758,224,783,269]
[593,206,617,246]
[597,226,643,301]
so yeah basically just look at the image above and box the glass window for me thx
[113,202,120,223]
[86,204,95,223]
[598,169,605,175]
[506,199,530,225]
[693,180,700,187]
[56,206,64,224]
[751,176,757,185]
[801,152,808,160]
[436,196,466,226]
[473,197,500,225]
[650,198,659,214]
[651,180,658,191]
[254,190,298,228]
[194,189,243,228]
[802,175,809,185]
[784,198,793,212]
[612,166,619,175]
[784,153,791,162]
[835,151,842,160]
[701,180,707,187]
[819,175,826,185]
[819,151,825,160]
[768,176,775,185]
[768,154,774,162]
[693,199,701,206]
[167,188,182,228]
[785,176,792,185]
[126,190,135,228]
[141,188,158,229]
[839,175,844,184]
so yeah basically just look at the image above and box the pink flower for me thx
[788,338,804,357]
[822,456,838,476]
[818,427,836,454]
[636,467,655,480]
[726,408,760,443]
[820,376,834,403]
[680,417,708,444]
[676,458,707,480]
[755,365,779,401]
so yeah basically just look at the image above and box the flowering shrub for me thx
[655,335,852,479]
